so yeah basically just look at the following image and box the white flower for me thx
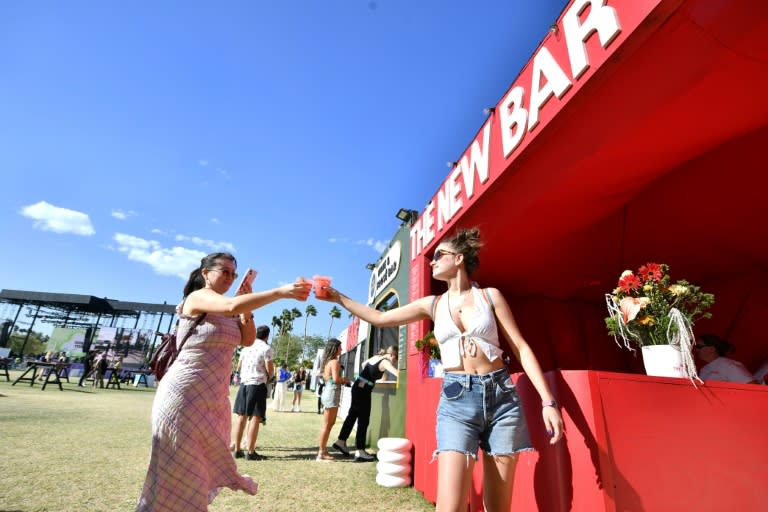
[669,284,688,296]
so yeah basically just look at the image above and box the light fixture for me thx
[446,161,459,168]
[365,263,376,271]
[395,208,419,223]
[549,23,559,34]
[483,107,496,116]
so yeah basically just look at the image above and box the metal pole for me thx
[8,303,23,334]
[19,304,42,356]
[154,312,165,334]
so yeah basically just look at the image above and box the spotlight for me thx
[549,23,559,34]
[365,263,376,271]
[395,208,419,223]
[446,161,459,168]
[483,107,496,116]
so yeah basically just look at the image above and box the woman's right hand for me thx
[280,280,312,300]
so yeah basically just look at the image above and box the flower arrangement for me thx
[414,331,440,360]
[605,263,715,350]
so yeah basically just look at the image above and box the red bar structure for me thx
[403,0,768,509]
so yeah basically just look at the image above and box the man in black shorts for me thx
[232,325,273,461]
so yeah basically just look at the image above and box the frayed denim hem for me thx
[430,449,477,467]
[485,446,535,458]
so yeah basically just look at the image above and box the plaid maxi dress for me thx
[136,313,257,511]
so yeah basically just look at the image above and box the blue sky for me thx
[0,0,566,337]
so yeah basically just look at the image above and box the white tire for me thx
[377,437,413,452]
[377,449,412,464]
[376,473,412,488]
[376,461,411,477]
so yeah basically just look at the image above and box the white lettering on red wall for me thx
[409,0,630,261]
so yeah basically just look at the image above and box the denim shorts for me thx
[436,368,532,458]
[321,382,341,409]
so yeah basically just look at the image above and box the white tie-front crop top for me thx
[432,287,504,370]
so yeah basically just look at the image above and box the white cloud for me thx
[111,209,137,220]
[198,159,209,167]
[150,228,166,235]
[174,233,235,252]
[210,218,220,224]
[113,233,205,279]
[216,168,231,179]
[20,201,95,236]
[373,240,387,253]
[356,238,387,253]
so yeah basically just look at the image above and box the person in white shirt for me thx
[695,334,756,384]
[232,325,274,460]
[751,359,768,385]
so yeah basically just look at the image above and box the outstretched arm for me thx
[184,281,310,316]
[319,286,434,327]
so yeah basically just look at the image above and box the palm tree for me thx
[327,306,342,339]
[271,316,282,340]
[290,307,303,330]
[303,304,317,359]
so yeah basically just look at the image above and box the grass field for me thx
[0,370,433,512]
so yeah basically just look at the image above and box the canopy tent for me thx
[424,0,768,373]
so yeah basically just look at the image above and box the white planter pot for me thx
[641,344,685,378]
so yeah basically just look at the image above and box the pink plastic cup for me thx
[313,275,331,298]
[295,277,312,301]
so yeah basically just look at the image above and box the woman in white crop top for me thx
[316,227,564,512]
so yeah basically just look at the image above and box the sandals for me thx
[315,452,334,462]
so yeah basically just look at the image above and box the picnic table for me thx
[0,357,10,382]
[12,361,72,391]
[126,368,153,387]
[104,367,122,389]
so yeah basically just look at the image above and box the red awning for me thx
[437,0,768,368]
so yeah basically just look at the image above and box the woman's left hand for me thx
[542,406,565,444]
[317,286,341,302]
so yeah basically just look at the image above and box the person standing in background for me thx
[332,346,398,461]
[78,350,96,387]
[291,365,309,412]
[316,338,350,461]
[232,325,274,461]
[271,363,291,412]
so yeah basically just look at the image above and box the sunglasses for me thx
[432,249,457,262]
[210,267,238,280]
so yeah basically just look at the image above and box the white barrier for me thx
[375,437,412,488]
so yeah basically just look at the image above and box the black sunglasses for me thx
[432,249,457,262]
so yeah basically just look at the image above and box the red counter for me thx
[407,369,768,511]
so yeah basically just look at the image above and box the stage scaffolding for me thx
[0,289,176,356]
